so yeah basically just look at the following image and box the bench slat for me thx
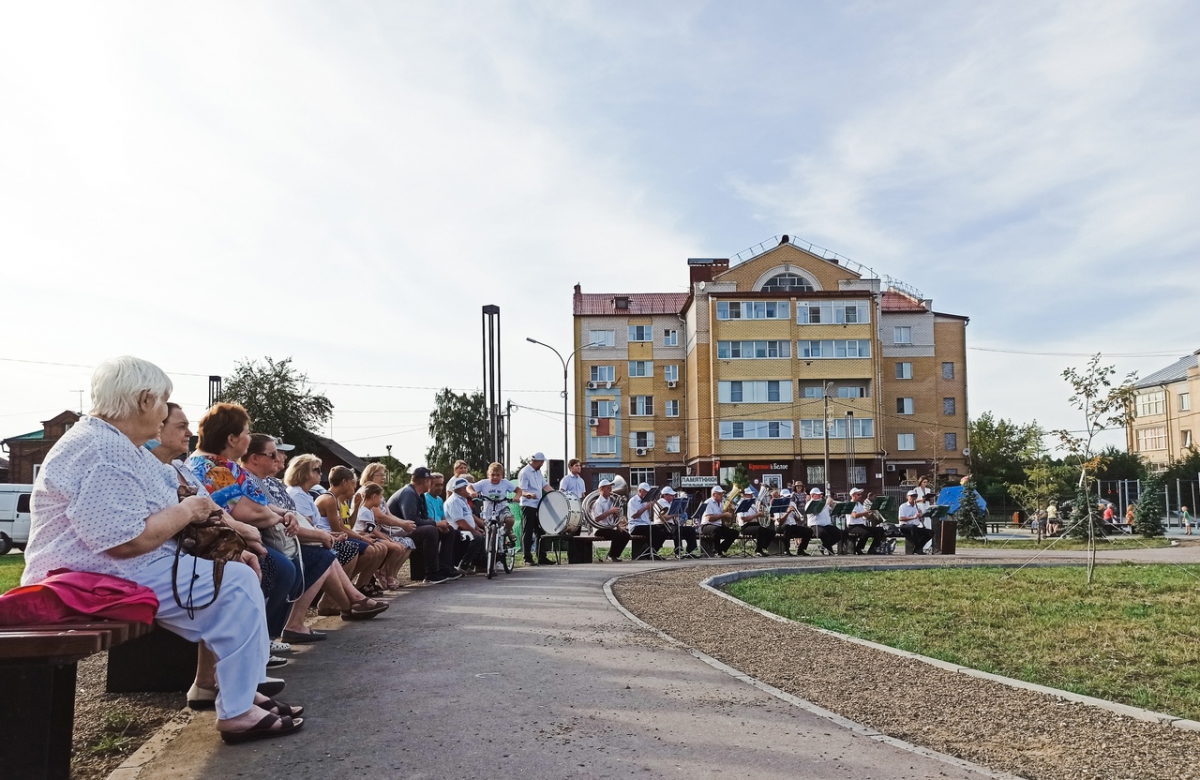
[0,631,106,661]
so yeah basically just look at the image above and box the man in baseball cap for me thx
[845,488,884,555]
[805,487,840,554]
[700,485,738,556]
[445,476,484,571]
[518,453,554,565]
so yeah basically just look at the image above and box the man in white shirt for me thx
[806,487,841,555]
[589,479,631,561]
[519,453,554,565]
[776,488,814,556]
[845,487,885,554]
[737,486,776,557]
[700,485,738,556]
[559,459,586,498]
[656,486,697,558]
[627,482,667,558]
[898,489,932,555]
[446,476,485,571]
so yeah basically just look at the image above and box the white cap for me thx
[531,452,546,462]
[712,485,726,495]
[448,476,472,492]
[661,486,676,496]
[781,489,792,497]
[744,486,756,496]
[638,482,651,492]
[850,487,864,495]
[809,487,823,496]
[907,489,920,497]
[598,479,613,488]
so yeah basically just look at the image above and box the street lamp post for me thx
[526,337,601,468]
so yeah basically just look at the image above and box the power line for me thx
[969,347,1189,358]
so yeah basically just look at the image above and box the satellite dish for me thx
[962,448,971,457]
[698,281,706,290]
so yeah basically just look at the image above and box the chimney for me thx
[687,258,730,285]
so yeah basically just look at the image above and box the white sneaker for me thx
[270,640,292,653]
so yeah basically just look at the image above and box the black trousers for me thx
[453,530,485,569]
[900,524,933,554]
[741,522,776,553]
[816,524,842,554]
[781,524,814,552]
[594,527,630,559]
[846,524,885,553]
[522,506,549,562]
[630,524,669,553]
[675,525,698,553]
[410,525,445,580]
[701,524,739,554]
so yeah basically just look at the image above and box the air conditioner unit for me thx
[886,464,897,472]
[586,381,597,390]
[588,417,599,426]
[635,447,648,456]
[667,381,677,388]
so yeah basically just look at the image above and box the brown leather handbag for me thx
[171,467,247,617]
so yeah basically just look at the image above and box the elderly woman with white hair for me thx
[20,356,304,744]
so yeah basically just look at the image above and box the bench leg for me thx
[107,626,198,693]
[0,660,77,780]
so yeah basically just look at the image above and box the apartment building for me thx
[1128,350,1200,470]
[572,236,970,497]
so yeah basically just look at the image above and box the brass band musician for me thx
[898,489,932,555]
[775,488,814,556]
[845,487,885,555]
[806,487,841,554]
[738,485,776,557]
[700,485,738,556]
[656,486,698,558]
[628,482,668,556]
[591,479,630,562]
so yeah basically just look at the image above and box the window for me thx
[630,467,655,484]
[797,339,872,358]
[718,420,794,440]
[588,330,615,347]
[801,419,873,438]
[893,326,913,345]
[837,385,868,398]
[590,436,617,454]
[848,466,867,486]
[1181,393,1191,412]
[630,396,654,416]
[803,385,824,398]
[945,432,958,451]
[897,398,914,415]
[943,397,956,416]
[630,431,655,449]
[665,400,680,417]
[896,362,913,379]
[663,329,678,346]
[1184,430,1194,449]
[807,466,825,484]
[590,365,614,383]
[800,420,824,439]
[897,433,916,451]
[716,301,789,320]
[718,380,793,404]
[942,362,955,380]
[1136,427,1167,451]
[666,435,681,453]
[628,325,652,342]
[761,273,813,292]
[589,400,617,418]
[717,340,791,359]
[1136,391,1165,417]
[629,360,653,377]
[797,301,870,324]
[664,364,679,382]
[16,493,31,513]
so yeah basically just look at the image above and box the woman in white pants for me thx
[20,356,304,744]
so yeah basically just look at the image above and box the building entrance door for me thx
[762,473,783,492]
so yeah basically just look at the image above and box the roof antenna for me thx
[779,235,790,245]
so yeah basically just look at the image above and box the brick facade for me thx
[2,411,81,484]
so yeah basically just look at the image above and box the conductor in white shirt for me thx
[519,452,555,565]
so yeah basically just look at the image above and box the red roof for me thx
[573,290,689,316]
[881,290,927,312]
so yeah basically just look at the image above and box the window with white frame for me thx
[666,435,681,453]
[630,467,655,484]
[628,325,652,342]
[896,362,913,379]
[897,433,916,451]
[1184,430,1193,449]
[588,330,615,347]
[944,432,958,451]
[761,273,814,292]
[630,431,655,449]
[800,420,824,439]
[665,400,680,417]
[716,300,790,320]
[806,466,825,484]
[629,360,653,377]
[663,329,678,346]
[663,364,679,382]
[837,385,868,398]
[1181,393,1191,412]
[718,420,794,440]
[803,385,824,398]
[1136,391,1165,417]
[848,466,867,486]
[797,300,870,324]
[717,340,791,359]
[893,326,913,345]
[590,365,614,383]
[590,436,617,454]
[942,362,955,380]
[629,395,654,416]
[896,398,914,415]
[800,418,873,439]
[797,339,871,358]
[1136,427,1166,451]
[943,397,956,415]
[718,380,793,404]
[589,399,618,418]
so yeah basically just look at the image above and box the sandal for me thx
[220,712,303,745]
[262,698,305,718]
[341,598,389,621]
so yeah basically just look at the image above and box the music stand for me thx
[732,497,757,557]
[769,496,793,554]
[870,495,896,514]
[925,504,951,554]
[804,498,827,516]
[665,496,690,555]
[692,497,719,558]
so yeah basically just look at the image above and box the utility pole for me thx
[846,410,855,492]
[482,305,502,464]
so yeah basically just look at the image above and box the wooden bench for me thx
[540,534,601,564]
[0,620,151,780]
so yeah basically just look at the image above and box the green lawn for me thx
[958,537,1173,551]
[0,554,25,594]
[727,564,1200,720]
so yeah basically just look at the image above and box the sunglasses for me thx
[258,450,279,458]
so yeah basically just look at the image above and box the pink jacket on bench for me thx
[0,568,159,626]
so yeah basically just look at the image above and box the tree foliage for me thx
[1066,484,1104,540]
[425,389,490,475]
[968,412,1043,505]
[1134,473,1166,538]
[956,478,987,538]
[220,357,333,452]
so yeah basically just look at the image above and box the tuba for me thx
[583,474,627,530]
[722,484,743,528]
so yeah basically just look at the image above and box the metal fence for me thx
[1097,478,1200,528]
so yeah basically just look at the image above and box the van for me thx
[0,484,33,555]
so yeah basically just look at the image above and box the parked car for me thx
[0,483,33,554]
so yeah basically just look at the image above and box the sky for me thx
[1,1,1198,468]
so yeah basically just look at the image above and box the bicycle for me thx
[478,493,517,579]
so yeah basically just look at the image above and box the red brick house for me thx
[2,411,81,484]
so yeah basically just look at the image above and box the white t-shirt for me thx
[701,498,725,526]
[559,474,586,498]
[898,502,922,526]
[445,493,475,531]
[807,505,832,527]
[627,494,653,528]
[473,478,516,502]
[287,486,327,531]
[847,501,869,526]
[592,495,616,524]
[518,464,545,508]
[354,506,378,534]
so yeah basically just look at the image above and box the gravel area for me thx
[612,558,1200,780]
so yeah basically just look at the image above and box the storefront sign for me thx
[680,476,718,488]
[748,463,790,471]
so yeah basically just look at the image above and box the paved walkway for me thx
[135,560,1005,780]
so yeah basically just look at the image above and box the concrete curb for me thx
[602,572,1025,780]
[105,708,195,780]
[699,564,1200,733]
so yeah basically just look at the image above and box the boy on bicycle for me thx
[472,462,518,547]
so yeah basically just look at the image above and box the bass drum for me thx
[538,490,584,535]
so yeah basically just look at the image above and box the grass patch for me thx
[0,554,24,594]
[726,564,1200,720]
[86,709,140,757]
[958,537,1173,551]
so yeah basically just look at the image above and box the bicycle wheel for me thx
[502,530,515,573]
[486,524,498,579]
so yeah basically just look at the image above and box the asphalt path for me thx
[136,559,1004,780]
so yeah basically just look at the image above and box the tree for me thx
[425,389,490,475]
[967,412,1043,507]
[1133,472,1166,538]
[1008,454,1057,539]
[956,477,986,539]
[366,455,412,499]
[221,357,333,452]
[729,463,752,493]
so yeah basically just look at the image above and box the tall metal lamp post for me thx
[526,337,601,467]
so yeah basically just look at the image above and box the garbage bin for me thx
[939,519,957,555]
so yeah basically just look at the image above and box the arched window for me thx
[761,272,813,292]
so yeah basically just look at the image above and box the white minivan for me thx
[0,483,33,555]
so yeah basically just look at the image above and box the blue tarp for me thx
[937,485,988,515]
